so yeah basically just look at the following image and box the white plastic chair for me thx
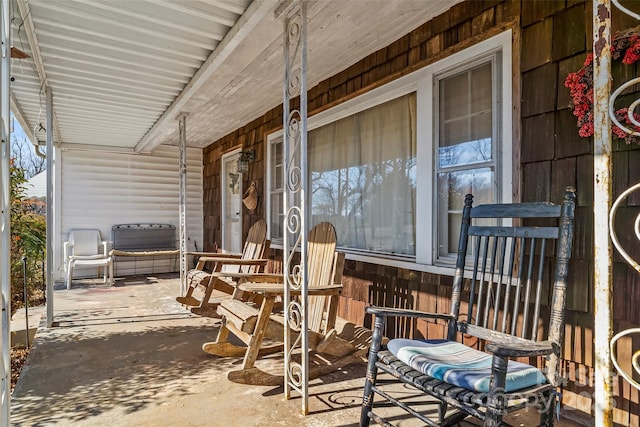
[64,229,113,289]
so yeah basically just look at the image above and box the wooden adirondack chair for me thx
[360,188,576,427]
[202,221,349,371]
[176,219,270,315]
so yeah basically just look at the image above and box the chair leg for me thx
[540,390,555,427]
[437,401,448,424]
[200,276,235,308]
[191,277,237,316]
[66,261,74,290]
[176,278,201,306]
[108,259,114,285]
[241,296,276,370]
[202,320,246,357]
[198,276,218,309]
[360,314,385,427]
[485,355,508,427]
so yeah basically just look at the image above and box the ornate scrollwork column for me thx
[177,113,189,297]
[282,0,309,414]
[609,183,640,392]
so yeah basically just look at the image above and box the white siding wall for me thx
[57,145,203,280]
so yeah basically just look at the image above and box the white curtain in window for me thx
[309,93,416,255]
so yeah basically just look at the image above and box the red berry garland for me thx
[564,29,640,145]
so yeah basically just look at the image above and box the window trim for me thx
[267,29,513,274]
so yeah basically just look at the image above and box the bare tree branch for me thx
[10,132,46,179]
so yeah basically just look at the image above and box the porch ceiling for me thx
[11,0,460,153]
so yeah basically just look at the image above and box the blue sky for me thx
[12,114,30,144]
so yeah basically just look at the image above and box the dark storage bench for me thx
[110,224,179,276]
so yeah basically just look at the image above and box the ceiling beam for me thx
[135,0,275,153]
[16,0,62,144]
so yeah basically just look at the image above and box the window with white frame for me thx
[267,31,512,271]
[435,57,500,262]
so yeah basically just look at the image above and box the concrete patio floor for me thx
[10,273,583,426]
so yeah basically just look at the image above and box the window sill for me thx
[268,242,458,276]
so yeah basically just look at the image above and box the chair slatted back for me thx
[240,219,268,273]
[450,190,575,359]
[220,219,268,274]
[69,229,102,256]
[306,222,341,334]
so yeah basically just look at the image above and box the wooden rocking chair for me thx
[177,219,270,315]
[360,188,576,427]
[202,221,349,371]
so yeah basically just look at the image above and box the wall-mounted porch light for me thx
[237,149,255,173]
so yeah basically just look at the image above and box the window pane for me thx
[441,72,468,120]
[438,61,493,168]
[442,118,469,148]
[272,140,283,190]
[309,93,417,255]
[270,192,283,239]
[269,139,284,240]
[470,63,492,113]
[437,168,495,256]
[471,113,492,145]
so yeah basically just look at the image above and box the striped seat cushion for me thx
[387,339,546,393]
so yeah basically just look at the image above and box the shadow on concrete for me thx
[11,309,227,425]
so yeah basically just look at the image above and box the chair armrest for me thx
[237,281,284,295]
[237,282,342,296]
[197,255,249,263]
[188,252,243,258]
[230,273,284,283]
[485,340,558,358]
[100,241,110,257]
[304,284,342,296]
[366,306,455,322]
[208,258,268,266]
[64,241,72,260]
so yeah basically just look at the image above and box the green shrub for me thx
[10,160,46,315]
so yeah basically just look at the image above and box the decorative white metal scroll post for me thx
[178,113,189,297]
[280,0,310,415]
[592,0,614,425]
[0,0,9,422]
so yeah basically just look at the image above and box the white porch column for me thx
[0,0,10,421]
[592,0,613,425]
[45,87,54,327]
